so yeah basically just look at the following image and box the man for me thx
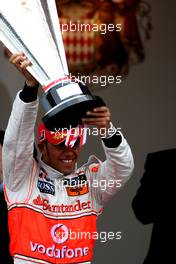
[0,130,13,263]
[3,53,134,264]
[132,149,175,263]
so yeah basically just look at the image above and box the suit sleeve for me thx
[91,132,134,205]
[132,153,155,224]
[2,92,39,191]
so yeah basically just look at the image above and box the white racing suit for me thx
[3,92,134,264]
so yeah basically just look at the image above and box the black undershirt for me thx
[19,81,39,103]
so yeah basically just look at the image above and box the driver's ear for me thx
[38,142,47,157]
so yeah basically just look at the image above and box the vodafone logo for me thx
[50,224,69,244]
[30,223,90,260]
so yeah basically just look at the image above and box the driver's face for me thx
[38,140,81,175]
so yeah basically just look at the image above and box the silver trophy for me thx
[0,0,104,130]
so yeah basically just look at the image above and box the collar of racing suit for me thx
[38,154,100,181]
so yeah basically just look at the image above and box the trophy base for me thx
[41,80,105,130]
[42,95,105,130]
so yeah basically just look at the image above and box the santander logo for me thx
[33,195,91,213]
[50,224,69,244]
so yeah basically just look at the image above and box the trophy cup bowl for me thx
[41,79,105,130]
[0,0,105,131]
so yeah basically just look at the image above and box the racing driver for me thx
[3,53,134,264]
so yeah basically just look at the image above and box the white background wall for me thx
[0,0,176,263]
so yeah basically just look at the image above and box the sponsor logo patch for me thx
[33,195,91,213]
[64,174,89,196]
[30,223,90,260]
[66,185,89,196]
[37,180,55,195]
[63,174,87,187]
[51,224,69,244]
[91,164,100,173]
[39,167,54,183]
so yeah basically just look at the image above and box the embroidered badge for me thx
[37,180,55,195]
[64,174,89,196]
